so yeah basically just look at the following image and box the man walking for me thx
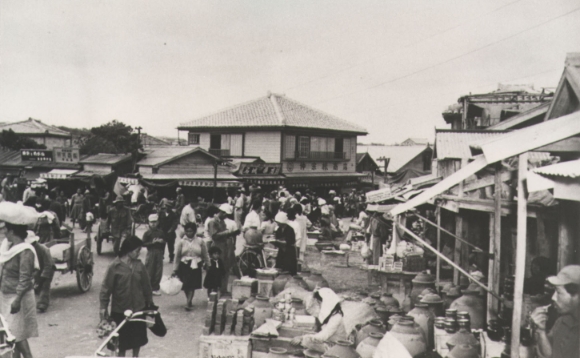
[158,203,178,263]
[107,196,133,255]
[142,214,165,296]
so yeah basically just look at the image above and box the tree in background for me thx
[79,120,142,156]
[0,129,47,150]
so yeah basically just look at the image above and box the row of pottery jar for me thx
[389,316,427,357]
[410,271,436,308]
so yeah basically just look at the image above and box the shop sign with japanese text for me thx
[238,163,281,176]
[21,149,53,162]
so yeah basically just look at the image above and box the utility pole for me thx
[377,156,390,183]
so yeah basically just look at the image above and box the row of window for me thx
[187,132,353,160]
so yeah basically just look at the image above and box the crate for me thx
[232,279,258,300]
[199,335,251,358]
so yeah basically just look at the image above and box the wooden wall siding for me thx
[156,152,230,175]
[437,159,462,179]
[244,131,281,162]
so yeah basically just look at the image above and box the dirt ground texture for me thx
[31,218,368,358]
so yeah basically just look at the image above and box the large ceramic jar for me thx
[380,293,400,309]
[407,303,435,349]
[410,271,436,309]
[421,292,445,317]
[390,318,427,357]
[450,290,485,329]
[253,295,273,327]
[374,306,390,328]
[304,270,329,291]
[303,349,321,358]
[356,332,384,358]
[356,319,386,346]
[273,272,292,295]
[448,344,481,358]
[286,276,310,291]
[326,340,359,358]
[387,314,403,331]
[268,347,288,356]
[447,319,480,351]
[444,286,462,309]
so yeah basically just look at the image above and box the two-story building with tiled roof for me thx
[177,92,367,191]
[0,118,72,149]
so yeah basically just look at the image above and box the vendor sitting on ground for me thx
[291,288,348,354]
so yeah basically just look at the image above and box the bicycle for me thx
[234,239,278,278]
[94,309,159,357]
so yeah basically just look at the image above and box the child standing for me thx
[203,246,225,296]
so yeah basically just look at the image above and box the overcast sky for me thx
[1,0,579,144]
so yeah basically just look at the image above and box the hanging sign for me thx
[54,147,80,163]
[238,163,281,176]
[21,149,53,162]
[179,180,241,188]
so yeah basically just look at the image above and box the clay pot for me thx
[444,286,462,309]
[466,282,486,296]
[390,318,427,357]
[380,293,400,309]
[448,344,481,358]
[326,340,359,358]
[304,271,329,291]
[253,295,273,327]
[244,227,264,245]
[356,319,386,346]
[487,319,503,342]
[268,347,288,356]
[273,272,292,295]
[387,314,403,331]
[450,290,485,329]
[303,349,321,358]
[374,306,390,328]
[420,292,444,318]
[447,319,480,351]
[356,332,383,358]
[410,272,436,309]
[407,303,435,349]
[286,276,310,291]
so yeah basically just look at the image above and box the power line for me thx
[310,5,580,106]
[283,0,526,92]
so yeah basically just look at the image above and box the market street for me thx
[31,224,208,358]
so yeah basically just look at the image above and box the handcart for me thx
[46,227,94,293]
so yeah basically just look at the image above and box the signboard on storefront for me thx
[238,163,281,176]
[179,180,241,188]
[54,147,80,163]
[21,149,53,162]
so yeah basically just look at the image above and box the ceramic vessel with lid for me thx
[450,290,485,329]
[420,292,444,317]
[303,349,321,358]
[407,303,435,349]
[374,306,390,328]
[448,344,481,358]
[355,319,386,346]
[356,332,383,358]
[410,271,436,308]
[380,293,400,309]
[325,340,359,358]
[444,286,462,309]
[304,270,329,291]
[390,318,427,357]
[253,295,274,327]
[387,314,403,331]
[268,347,288,356]
[446,319,480,351]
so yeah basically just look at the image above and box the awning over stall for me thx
[40,169,79,179]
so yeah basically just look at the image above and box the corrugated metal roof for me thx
[80,153,132,165]
[357,145,430,172]
[0,118,70,137]
[140,133,171,147]
[179,93,367,134]
[137,146,210,167]
[534,159,580,178]
[435,130,508,160]
[283,173,365,178]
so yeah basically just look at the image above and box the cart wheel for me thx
[236,249,262,278]
[76,245,93,293]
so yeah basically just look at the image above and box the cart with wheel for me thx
[47,228,94,293]
[94,218,113,255]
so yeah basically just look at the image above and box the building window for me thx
[209,133,243,157]
[188,133,200,145]
[288,135,351,161]
[298,136,310,159]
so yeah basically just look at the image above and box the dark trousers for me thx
[165,232,176,262]
[145,249,164,291]
[35,276,53,310]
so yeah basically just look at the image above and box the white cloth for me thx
[289,220,302,249]
[317,288,341,323]
[224,218,238,231]
[274,211,288,225]
[179,205,196,227]
[243,210,261,229]
[0,290,38,342]
[0,239,39,271]
[320,205,330,216]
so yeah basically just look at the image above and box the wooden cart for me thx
[47,230,94,293]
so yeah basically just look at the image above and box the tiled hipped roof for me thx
[179,93,367,134]
[0,118,70,137]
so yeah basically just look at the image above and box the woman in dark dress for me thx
[274,211,297,276]
[172,222,209,310]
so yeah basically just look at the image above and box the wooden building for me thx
[177,92,367,192]
[358,144,433,184]
[0,118,72,149]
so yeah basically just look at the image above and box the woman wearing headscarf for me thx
[273,211,297,276]
[172,222,210,311]
[100,235,154,357]
[291,288,348,354]
[0,217,41,358]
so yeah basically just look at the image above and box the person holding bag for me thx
[172,222,209,311]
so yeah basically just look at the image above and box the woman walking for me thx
[172,222,209,311]
[69,188,84,228]
[100,236,155,357]
[0,219,41,358]
[273,211,297,276]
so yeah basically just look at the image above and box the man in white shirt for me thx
[243,201,262,232]
[178,198,196,238]
[234,188,246,227]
